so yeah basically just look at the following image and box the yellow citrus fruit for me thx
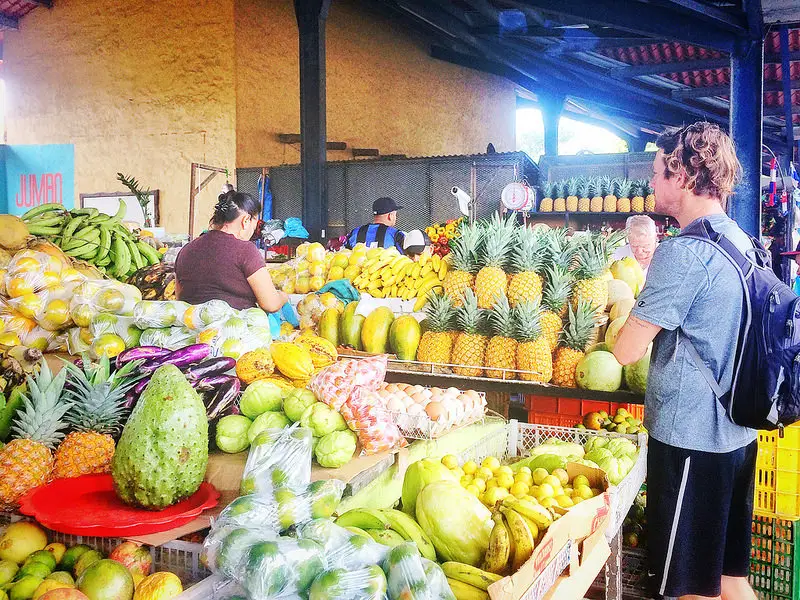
[510,482,530,498]
[61,267,82,282]
[482,487,509,507]
[543,475,562,490]
[12,257,42,273]
[220,338,245,359]
[477,467,494,481]
[540,497,557,509]
[532,468,549,486]
[26,334,50,351]
[296,244,310,258]
[7,277,34,298]
[552,468,570,486]
[40,271,61,289]
[328,266,345,281]
[79,327,93,345]
[332,254,349,269]
[576,485,594,500]
[307,242,326,263]
[472,478,487,493]
[296,277,311,294]
[183,306,202,329]
[556,495,575,508]
[197,329,219,344]
[515,472,533,486]
[43,299,71,328]
[481,456,501,472]
[93,333,126,358]
[496,465,514,479]
[16,293,43,319]
[573,475,590,488]
[309,262,326,278]
[441,454,459,470]
[537,483,556,499]
[462,461,478,476]
[465,484,481,497]
[518,466,532,477]
[485,478,498,491]
[70,303,95,328]
[496,473,514,490]
[283,279,296,294]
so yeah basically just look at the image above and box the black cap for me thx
[373,197,403,215]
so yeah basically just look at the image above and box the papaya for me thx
[389,315,422,361]
[318,308,340,347]
[340,302,365,350]
[296,335,338,369]
[361,306,394,354]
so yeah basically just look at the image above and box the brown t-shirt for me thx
[175,230,265,310]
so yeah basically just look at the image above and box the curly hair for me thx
[655,122,741,206]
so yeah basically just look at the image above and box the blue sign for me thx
[1,144,75,215]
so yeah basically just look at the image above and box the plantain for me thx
[110,234,131,278]
[96,226,112,261]
[366,528,406,547]
[126,238,145,271]
[441,562,503,592]
[505,498,553,530]
[446,578,489,600]
[482,512,513,575]
[500,507,535,572]
[136,241,161,265]
[335,508,391,531]
[20,203,65,222]
[377,508,437,562]
[60,214,88,246]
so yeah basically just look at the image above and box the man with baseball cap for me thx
[345,197,406,253]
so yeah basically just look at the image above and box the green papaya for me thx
[389,315,421,361]
[318,308,340,347]
[361,307,394,354]
[339,302,365,351]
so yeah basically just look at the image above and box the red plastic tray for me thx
[18,474,219,537]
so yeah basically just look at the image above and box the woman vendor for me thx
[611,215,658,277]
[175,191,288,312]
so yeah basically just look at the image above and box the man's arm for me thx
[613,315,661,365]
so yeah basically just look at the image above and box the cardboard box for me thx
[487,463,612,600]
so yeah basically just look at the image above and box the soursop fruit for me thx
[111,364,209,509]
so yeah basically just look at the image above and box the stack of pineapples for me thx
[416,214,622,386]
[0,357,140,509]
[539,177,656,214]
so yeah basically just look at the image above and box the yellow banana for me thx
[420,264,433,278]
[442,562,503,591]
[393,260,412,277]
[438,260,449,280]
[500,507,535,572]
[390,284,399,297]
[418,250,432,267]
[505,498,553,530]
[369,256,394,275]
[411,263,422,279]
[446,578,489,600]
[482,513,513,575]
[432,253,442,272]
[413,295,428,312]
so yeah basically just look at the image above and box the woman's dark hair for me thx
[210,191,261,228]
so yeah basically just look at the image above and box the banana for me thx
[368,256,394,275]
[71,207,99,218]
[60,214,88,246]
[113,198,127,221]
[110,234,131,278]
[411,263,422,279]
[416,277,442,296]
[74,225,100,240]
[21,203,65,222]
[432,254,442,272]
[96,227,112,261]
[367,528,406,547]
[418,251,431,267]
[389,255,408,272]
[420,264,433,278]
[505,498,553,530]
[335,508,390,531]
[446,578,489,600]
[438,260,449,280]
[26,225,64,237]
[25,214,66,228]
[482,513,513,575]
[516,512,540,543]
[136,241,161,265]
[500,507,535,572]
[63,230,101,252]
[441,562,502,592]
[126,238,145,271]
[413,295,428,312]
[377,508,437,561]
[343,526,372,539]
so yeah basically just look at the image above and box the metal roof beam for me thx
[0,13,18,29]
[610,51,800,77]
[503,0,738,51]
[672,78,800,98]
[644,0,747,33]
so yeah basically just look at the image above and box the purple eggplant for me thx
[207,378,242,420]
[134,376,152,396]
[123,389,139,409]
[194,374,238,392]
[141,344,212,373]
[116,346,170,369]
[186,357,237,381]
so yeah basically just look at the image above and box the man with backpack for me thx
[614,122,759,600]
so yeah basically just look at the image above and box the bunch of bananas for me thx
[335,507,438,560]
[441,562,503,600]
[350,248,449,308]
[482,497,555,576]
[20,201,161,280]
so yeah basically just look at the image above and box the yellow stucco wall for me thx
[235,0,517,168]
[3,0,237,233]
[4,0,517,232]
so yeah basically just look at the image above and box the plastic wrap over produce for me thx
[138,326,197,351]
[133,300,191,329]
[346,387,407,456]
[308,566,389,600]
[384,543,455,600]
[239,537,326,600]
[240,425,314,496]
[298,519,389,571]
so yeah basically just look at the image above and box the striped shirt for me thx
[345,224,405,253]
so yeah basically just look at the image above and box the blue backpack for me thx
[679,218,800,435]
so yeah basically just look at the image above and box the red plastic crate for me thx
[524,395,644,427]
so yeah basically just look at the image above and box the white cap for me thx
[403,229,428,251]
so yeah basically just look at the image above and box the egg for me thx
[446,387,461,395]
[402,395,415,409]
[410,392,428,404]
[425,401,445,421]
[408,403,426,417]
[387,397,405,413]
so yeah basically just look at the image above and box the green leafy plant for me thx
[117,172,153,227]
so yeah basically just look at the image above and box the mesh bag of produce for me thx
[308,566,388,600]
[239,538,326,600]
[299,520,389,571]
[182,299,235,331]
[138,326,197,350]
[240,425,314,496]
[384,543,455,600]
[346,387,406,456]
[309,359,359,414]
[133,300,190,329]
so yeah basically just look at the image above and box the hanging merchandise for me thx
[259,172,274,221]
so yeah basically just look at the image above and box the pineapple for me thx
[515,300,552,383]
[541,266,573,351]
[566,177,581,212]
[571,232,622,311]
[552,300,599,387]
[474,213,516,309]
[508,225,544,307]
[452,289,489,377]
[561,178,577,213]
[539,182,554,212]
[443,220,482,307]
[604,177,618,212]
[617,179,632,213]
[417,293,455,369]
[485,295,518,380]
[0,361,70,509]
[53,356,140,479]
[631,181,645,213]
[578,178,592,213]
[644,181,656,212]
[590,178,604,212]
[553,181,567,213]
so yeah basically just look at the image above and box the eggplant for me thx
[123,389,139,409]
[142,344,212,373]
[207,378,241,420]
[194,374,238,392]
[134,377,152,396]
[116,346,170,369]
[186,357,237,381]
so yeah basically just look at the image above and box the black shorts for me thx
[647,437,757,598]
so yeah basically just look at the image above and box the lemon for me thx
[543,475,562,490]
[92,333,126,358]
[573,475,590,488]
[462,461,478,476]
[441,454,459,470]
[482,487,509,507]
[43,299,70,328]
[576,485,594,500]
[496,473,514,489]
[496,465,514,479]
[296,277,311,294]
[515,472,533,486]
[518,466,532,477]
[16,293,43,319]
[556,495,574,508]
[472,478,487,493]
[552,468,570,486]
[537,483,556,499]
[12,257,42,273]
[485,478,498,491]
[7,277,34,298]
[532,468,549,486]
[465,484,481,497]
[510,482,530,498]
[482,456,501,472]
[477,467,494,481]
[327,266,345,281]
[309,262,326,277]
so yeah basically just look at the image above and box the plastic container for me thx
[755,425,800,519]
[750,515,800,600]
[455,420,648,542]
[524,395,645,426]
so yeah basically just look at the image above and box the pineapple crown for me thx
[561,299,600,351]
[607,178,621,197]
[571,233,610,280]
[632,180,645,198]
[542,266,573,312]
[11,360,71,449]
[566,178,579,197]
[456,289,488,335]
[617,179,632,199]
[480,212,517,270]
[489,294,516,338]
[588,178,600,198]
[554,181,567,199]
[450,220,483,273]
[544,228,577,270]
[512,225,545,274]
[541,181,555,199]
[579,177,592,199]
[62,356,144,435]
[423,293,455,333]
[514,299,544,342]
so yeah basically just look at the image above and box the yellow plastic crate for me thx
[756,426,800,519]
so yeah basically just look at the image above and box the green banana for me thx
[26,225,64,237]
[21,203,64,222]
[63,230,100,252]
[110,234,131,278]
[60,215,88,245]
[65,239,101,259]
[441,563,503,592]
[378,508,437,561]
[25,214,66,228]
[74,225,101,240]
[126,238,145,271]
[114,199,127,221]
[71,207,99,217]
[335,509,390,531]
[136,241,161,265]
[95,226,112,261]
[366,528,406,547]
[96,254,112,267]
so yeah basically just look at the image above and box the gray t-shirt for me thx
[631,212,757,453]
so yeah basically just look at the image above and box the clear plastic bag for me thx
[66,326,91,354]
[308,566,389,600]
[240,425,314,496]
[384,543,455,600]
[310,526,390,571]
[69,280,142,326]
[310,359,359,414]
[346,387,407,456]
[240,538,326,600]
[3,249,68,298]
[133,300,190,329]
[138,326,197,350]
[202,525,278,578]
[241,307,271,328]
[182,299,235,331]
[198,316,271,360]
[89,314,141,346]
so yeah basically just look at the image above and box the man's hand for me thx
[613,315,662,365]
